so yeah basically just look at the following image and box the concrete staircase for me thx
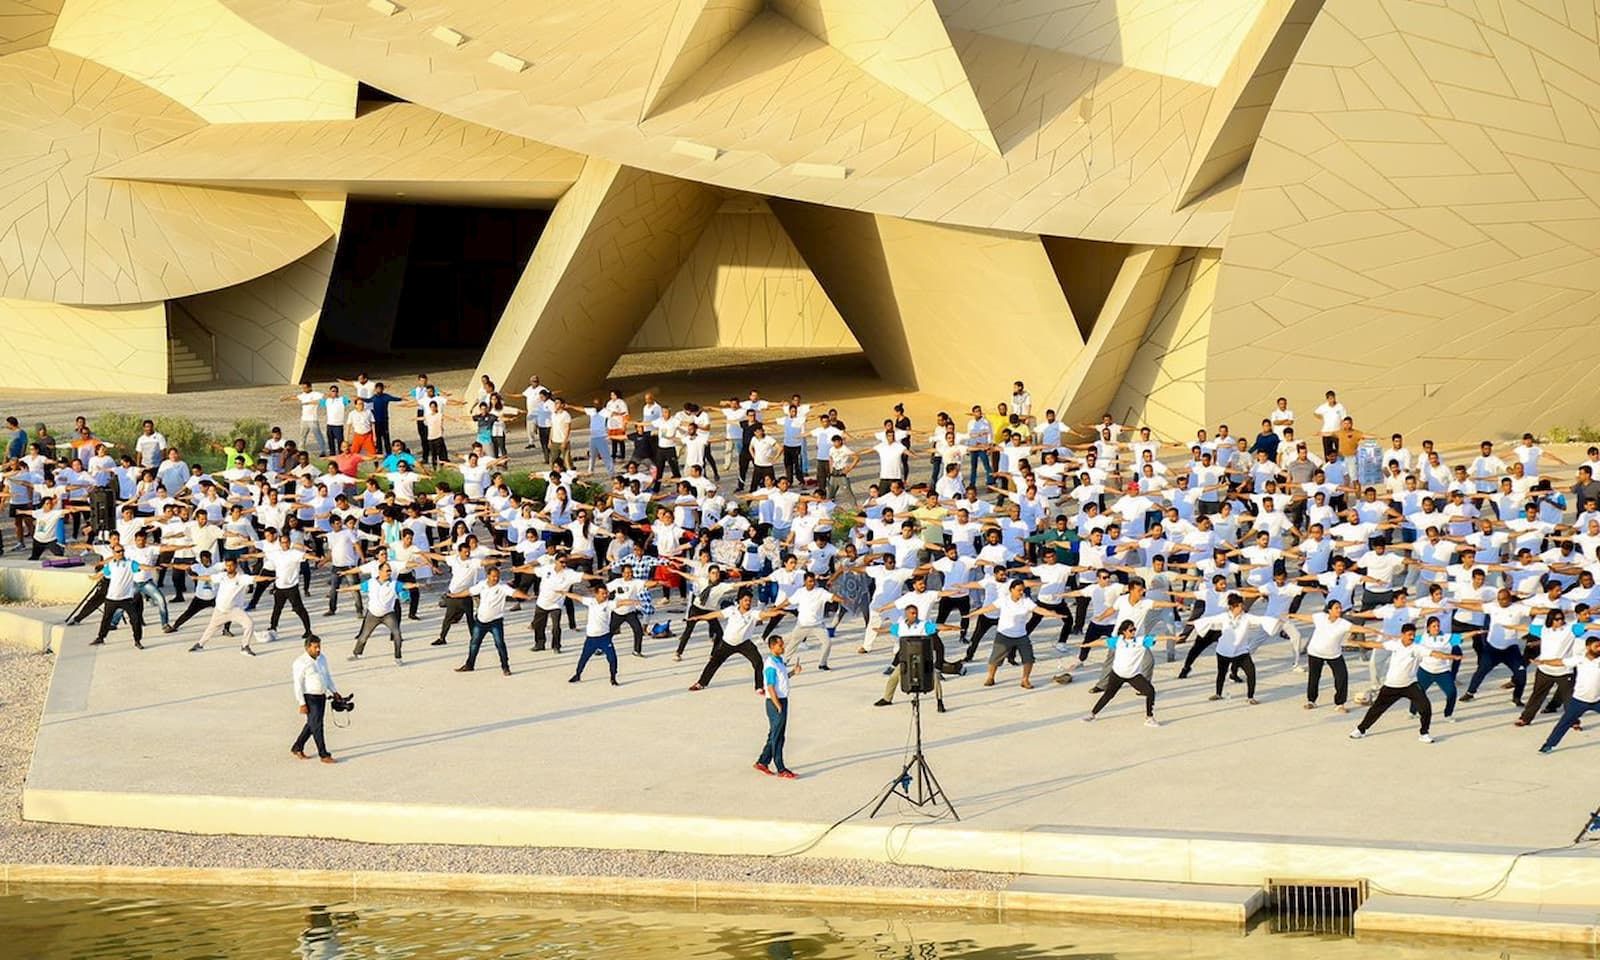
[167,304,218,388]
[167,337,216,387]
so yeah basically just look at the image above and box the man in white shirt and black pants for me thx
[91,545,146,649]
[292,635,340,763]
[1348,623,1457,743]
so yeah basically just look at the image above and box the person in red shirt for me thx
[327,442,366,478]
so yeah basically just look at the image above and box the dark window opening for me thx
[309,201,547,365]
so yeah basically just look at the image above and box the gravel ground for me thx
[0,642,1008,890]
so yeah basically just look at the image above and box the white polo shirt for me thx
[1305,612,1354,659]
[994,594,1038,637]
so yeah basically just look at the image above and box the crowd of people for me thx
[6,377,1600,772]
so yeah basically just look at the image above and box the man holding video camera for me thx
[292,635,345,764]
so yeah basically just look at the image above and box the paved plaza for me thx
[25,587,1600,855]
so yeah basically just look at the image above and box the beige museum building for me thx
[2,0,1597,439]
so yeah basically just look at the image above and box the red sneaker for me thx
[753,762,773,775]
[776,770,798,779]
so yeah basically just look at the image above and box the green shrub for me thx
[156,416,212,459]
[90,412,214,464]
[228,418,271,454]
[405,466,602,504]
[830,506,858,543]
[1548,424,1600,445]
[88,411,144,455]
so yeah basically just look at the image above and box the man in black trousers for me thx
[292,636,341,764]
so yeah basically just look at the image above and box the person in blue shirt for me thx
[755,634,799,779]
[1083,621,1180,726]
[379,441,418,472]
[365,382,405,452]
[5,417,26,461]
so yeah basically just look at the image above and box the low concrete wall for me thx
[0,607,61,653]
[0,561,93,605]
[1357,894,1600,945]
[22,789,1600,911]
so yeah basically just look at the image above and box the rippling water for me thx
[0,886,1577,959]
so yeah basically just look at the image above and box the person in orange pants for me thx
[347,397,378,456]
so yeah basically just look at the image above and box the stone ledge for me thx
[0,606,62,653]
[0,862,1264,924]
[1356,893,1600,945]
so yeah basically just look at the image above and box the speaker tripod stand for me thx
[1574,800,1600,844]
[870,692,959,820]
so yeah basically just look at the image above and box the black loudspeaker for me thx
[898,636,938,695]
[88,486,116,533]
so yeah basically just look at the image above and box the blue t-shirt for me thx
[6,429,26,460]
[366,393,401,424]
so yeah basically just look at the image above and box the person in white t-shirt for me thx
[1287,600,1374,711]
[824,433,860,506]
[347,397,377,456]
[452,565,528,675]
[1010,381,1033,420]
[322,384,350,453]
[188,557,271,653]
[1082,620,1181,726]
[522,376,553,458]
[761,571,847,669]
[283,381,326,456]
[1535,634,1600,752]
[1312,390,1346,459]
[1347,623,1459,743]
[1462,588,1533,703]
[685,590,767,691]
[966,578,1066,689]
[1517,608,1584,725]
[132,420,167,468]
[349,562,413,662]
[1269,396,1295,439]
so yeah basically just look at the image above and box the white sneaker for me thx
[1418,733,1435,744]
[266,628,278,643]
[1347,729,1365,740]
[1144,717,1160,728]
[1081,713,1095,723]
